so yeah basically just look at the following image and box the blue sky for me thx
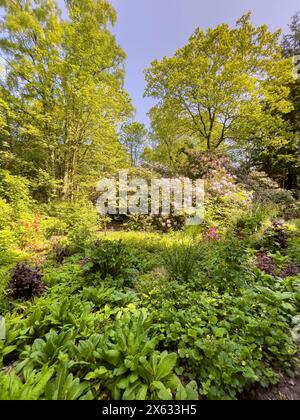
[110,0,299,127]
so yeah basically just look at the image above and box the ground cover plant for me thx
[0,215,299,400]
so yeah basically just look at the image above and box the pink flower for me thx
[208,226,217,240]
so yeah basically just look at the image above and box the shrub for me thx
[0,228,17,253]
[8,263,45,300]
[0,198,13,230]
[243,171,295,204]
[260,221,290,252]
[0,171,35,251]
[124,215,154,232]
[40,216,68,240]
[255,252,276,276]
[0,170,31,218]
[43,200,102,250]
[184,150,229,179]
[68,224,98,253]
[286,221,300,265]
[203,167,254,230]
[153,215,186,233]
[162,239,199,283]
[53,244,73,265]
[234,204,278,236]
[83,240,139,282]
[124,214,186,233]
[194,237,253,292]
[280,262,300,278]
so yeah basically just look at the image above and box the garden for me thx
[0,0,300,401]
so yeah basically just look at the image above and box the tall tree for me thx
[119,121,148,166]
[0,0,133,201]
[280,12,300,190]
[145,13,293,156]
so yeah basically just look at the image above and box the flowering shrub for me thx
[234,204,278,237]
[124,214,185,233]
[152,215,186,233]
[204,226,223,241]
[124,215,154,232]
[243,171,298,218]
[204,167,253,229]
[19,212,42,249]
[184,150,229,179]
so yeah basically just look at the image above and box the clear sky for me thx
[110,0,299,127]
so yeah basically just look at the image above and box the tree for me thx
[145,13,294,155]
[119,121,148,166]
[282,12,300,56]
[0,0,133,201]
[280,12,300,190]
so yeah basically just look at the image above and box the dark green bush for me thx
[194,237,253,292]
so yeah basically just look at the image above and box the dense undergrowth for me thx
[1,165,300,400]
[0,214,299,400]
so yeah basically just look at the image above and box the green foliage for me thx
[45,362,93,400]
[84,308,197,400]
[286,221,300,264]
[0,0,132,201]
[124,215,155,232]
[0,1,299,403]
[53,244,73,265]
[0,366,55,400]
[145,275,299,399]
[124,214,185,233]
[17,329,77,371]
[0,228,299,400]
[0,170,35,254]
[83,240,139,283]
[234,204,277,236]
[259,222,290,252]
[44,201,100,249]
[145,13,293,162]
[194,237,253,292]
[0,170,31,217]
[119,121,148,166]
